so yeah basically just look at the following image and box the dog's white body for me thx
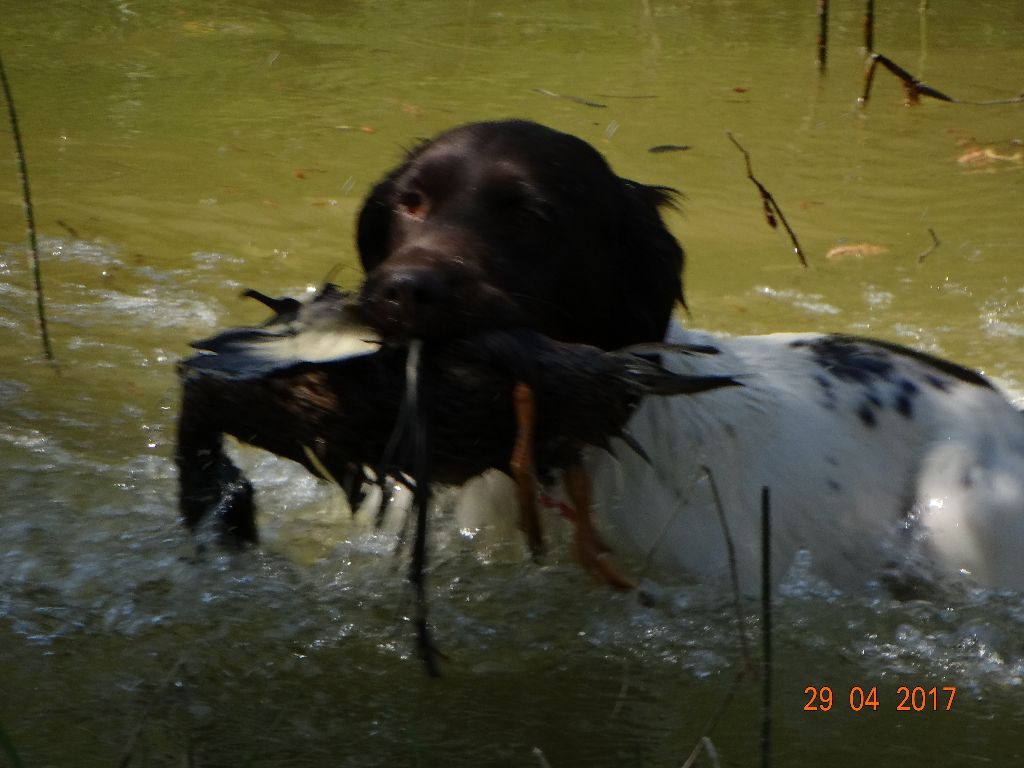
[571,322,1024,593]
[385,320,1024,594]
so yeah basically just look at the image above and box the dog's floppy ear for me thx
[612,180,686,343]
[357,140,433,271]
[355,175,397,272]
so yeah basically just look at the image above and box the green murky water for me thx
[1,2,1022,766]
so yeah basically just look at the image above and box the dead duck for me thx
[176,283,739,588]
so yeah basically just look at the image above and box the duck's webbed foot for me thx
[563,462,637,591]
[510,381,544,560]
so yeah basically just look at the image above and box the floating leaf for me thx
[825,243,889,261]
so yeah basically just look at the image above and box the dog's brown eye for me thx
[398,190,428,220]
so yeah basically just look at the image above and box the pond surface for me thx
[1,1,1023,766]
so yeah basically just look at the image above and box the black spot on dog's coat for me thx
[794,334,993,427]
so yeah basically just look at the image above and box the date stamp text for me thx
[803,685,956,712]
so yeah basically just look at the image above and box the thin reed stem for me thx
[0,53,53,360]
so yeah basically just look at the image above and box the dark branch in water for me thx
[0,54,54,360]
[816,0,829,74]
[861,53,1024,106]
[860,53,954,106]
[917,228,940,264]
[727,133,807,267]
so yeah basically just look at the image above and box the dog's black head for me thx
[357,119,684,350]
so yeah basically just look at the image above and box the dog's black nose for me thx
[361,265,451,338]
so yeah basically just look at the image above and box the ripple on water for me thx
[0,425,74,467]
[753,285,842,315]
[82,288,220,329]
[45,236,125,268]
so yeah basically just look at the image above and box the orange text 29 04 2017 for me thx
[803,685,956,712]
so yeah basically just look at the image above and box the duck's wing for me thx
[183,284,382,378]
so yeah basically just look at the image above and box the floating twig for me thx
[727,133,807,267]
[861,53,1024,106]
[860,53,954,107]
[917,227,940,263]
[816,0,829,73]
[648,144,692,154]
[864,0,875,52]
[0,54,54,360]
[760,487,772,768]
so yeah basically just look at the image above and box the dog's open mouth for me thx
[175,282,739,671]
